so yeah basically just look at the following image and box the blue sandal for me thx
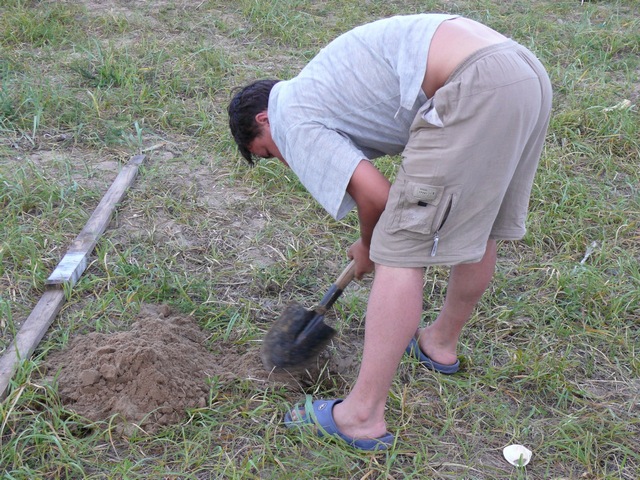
[405,338,460,374]
[284,397,394,451]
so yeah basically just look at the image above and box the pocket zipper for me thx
[430,196,453,257]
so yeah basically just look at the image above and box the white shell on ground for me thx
[503,444,532,467]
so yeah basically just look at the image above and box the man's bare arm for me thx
[346,160,390,278]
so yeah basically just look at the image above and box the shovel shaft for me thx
[317,260,357,312]
[334,259,357,290]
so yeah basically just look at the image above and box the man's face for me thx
[248,112,288,166]
[248,130,279,160]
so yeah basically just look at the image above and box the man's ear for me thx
[255,110,269,126]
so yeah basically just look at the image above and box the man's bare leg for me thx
[331,264,425,440]
[417,239,497,366]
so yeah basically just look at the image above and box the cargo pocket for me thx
[386,174,461,240]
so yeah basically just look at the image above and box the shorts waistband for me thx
[446,40,520,85]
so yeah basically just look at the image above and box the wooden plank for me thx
[0,290,66,400]
[47,154,146,288]
[0,154,146,401]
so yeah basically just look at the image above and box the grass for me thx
[1,0,639,478]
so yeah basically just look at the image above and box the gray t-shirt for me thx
[269,13,458,219]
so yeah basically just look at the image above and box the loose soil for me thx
[44,304,361,434]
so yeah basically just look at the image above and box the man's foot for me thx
[405,338,460,374]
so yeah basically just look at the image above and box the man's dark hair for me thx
[228,79,281,165]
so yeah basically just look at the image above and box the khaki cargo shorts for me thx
[370,40,552,267]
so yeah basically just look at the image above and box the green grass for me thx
[1,0,639,478]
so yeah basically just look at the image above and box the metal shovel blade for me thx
[260,302,337,370]
[260,261,356,371]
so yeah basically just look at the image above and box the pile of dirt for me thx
[44,305,300,434]
[45,304,361,434]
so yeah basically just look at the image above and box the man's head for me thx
[228,79,281,165]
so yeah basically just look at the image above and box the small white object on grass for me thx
[503,444,532,467]
[602,99,633,112]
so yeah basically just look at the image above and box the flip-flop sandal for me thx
[284,397,394,451]
[405,338,460,374]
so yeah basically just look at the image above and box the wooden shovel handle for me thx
[335,259,357,290]
[316,260,357,312]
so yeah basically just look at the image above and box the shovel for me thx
[261,260,357,370]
